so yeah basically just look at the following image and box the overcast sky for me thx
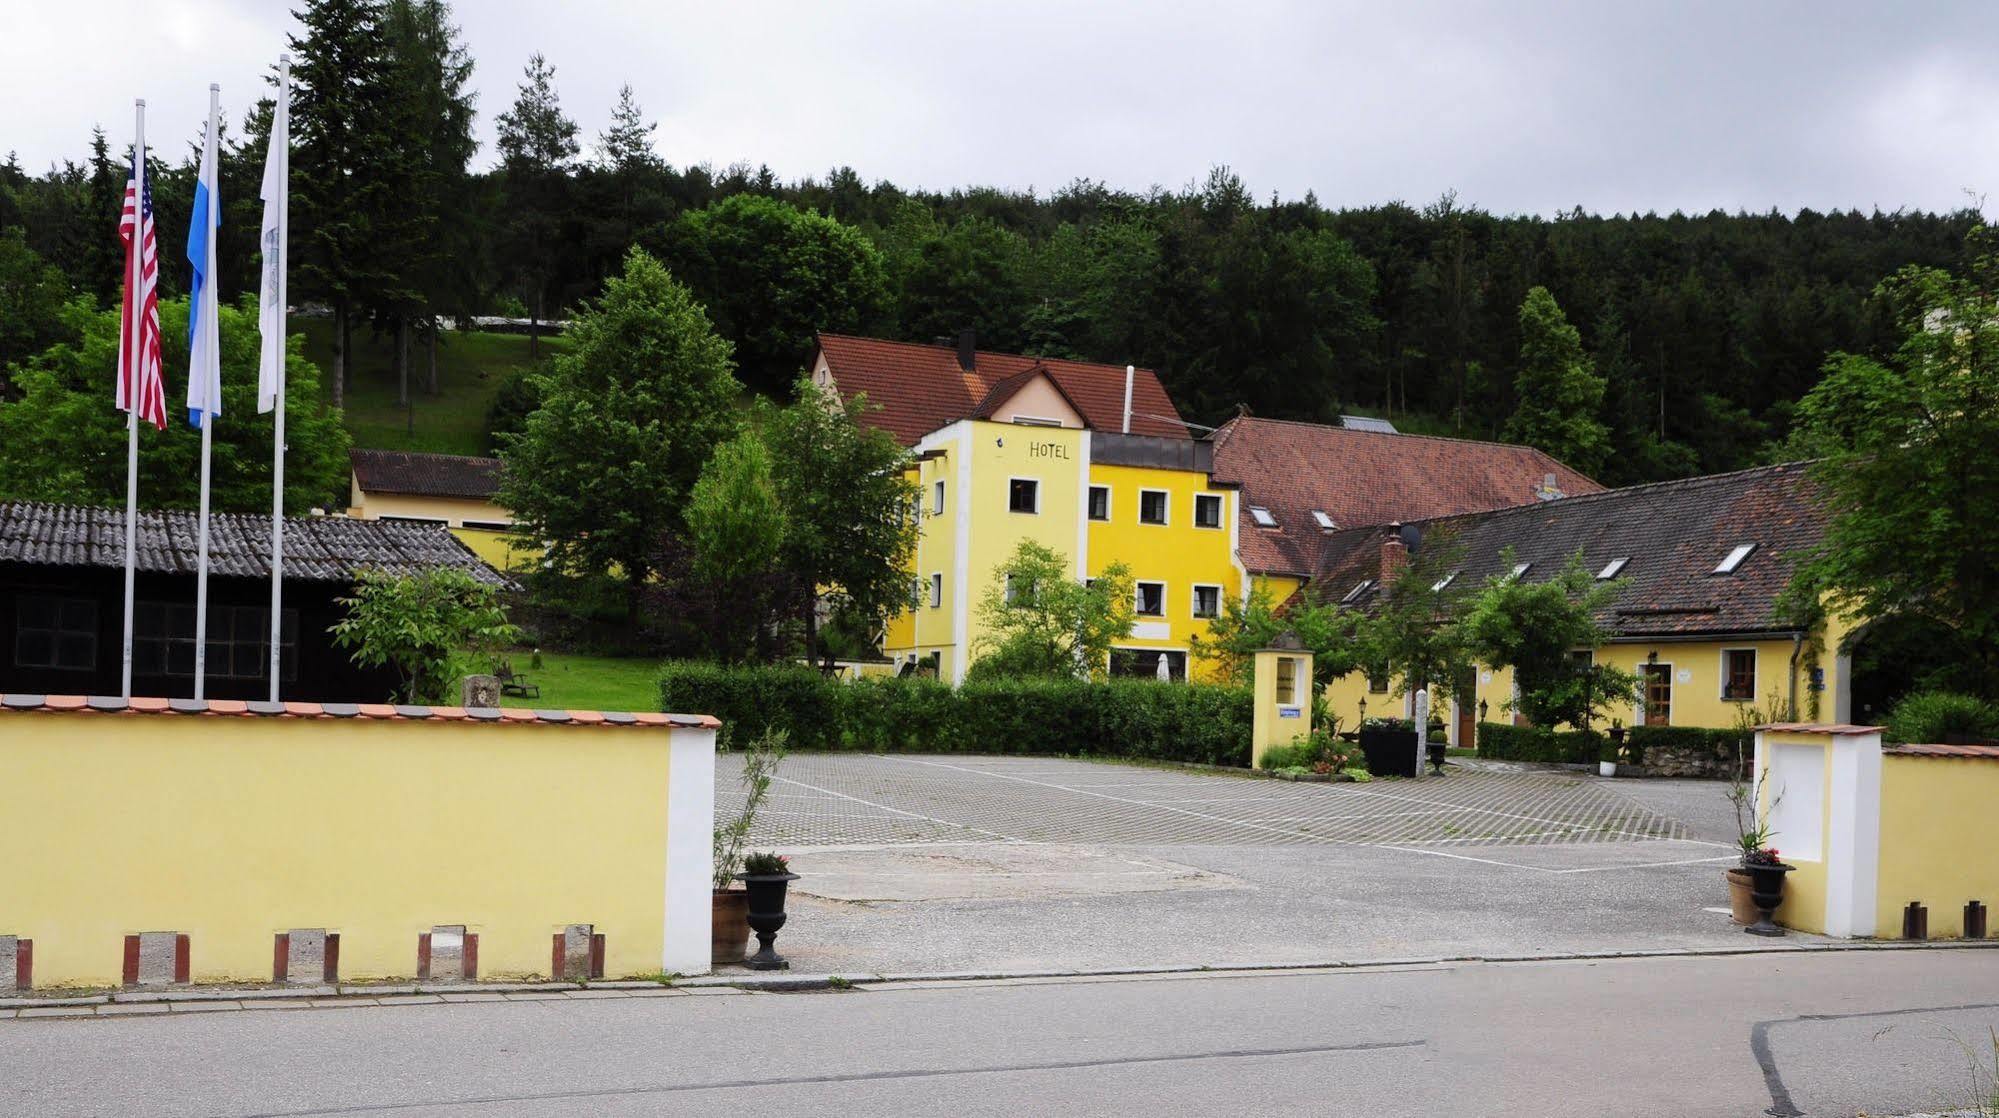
[6,0,1995,217]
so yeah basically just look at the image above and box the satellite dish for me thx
[1398,522,1423,555]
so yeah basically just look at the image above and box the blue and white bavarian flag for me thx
[185,108,222,427]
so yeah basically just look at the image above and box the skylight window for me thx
[1597,557,1629,580]
[1509,562,1532,580]
[1311,510,1336,531]
[1249,506,1278,528]
[1431,572,1457,592]
[1341,578,1375,604]
[1714,544,1757,575]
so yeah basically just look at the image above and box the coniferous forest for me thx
[0,0,1983,487]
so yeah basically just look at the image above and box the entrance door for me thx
[1642,664,1672,726]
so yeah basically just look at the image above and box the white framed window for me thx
[1135,581,1166,617]
[1139,489,1169,525]
[1088,485,1110,521]
[1597,557,1629,580]
[929,572,943,609]
[1193,493,1223,529]
[1721,647,1756,701]
[1341,578,1374,604]
[1249,505,1277,528]
[1010,415,1063,428]
[1191,584,1222,619]
[1008,477,1040,514]
[1714,543,1757,574]
[1431,571,1457,592]
[461,519,514,532]
[932,480,945,516]
[1311,510,1336,531]
[1509,561,1532,580]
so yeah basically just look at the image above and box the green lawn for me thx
[485,650,662,712]
[299,319,568,457]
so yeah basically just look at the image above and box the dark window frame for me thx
[1087,485,1110,521]
[13,594,97,671]
[1007,477,1040,515]
[1193,493,1223,529]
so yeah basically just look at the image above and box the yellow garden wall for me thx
[0,705,717,989]
[1875,755,1999,938]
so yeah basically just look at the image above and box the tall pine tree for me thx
[495,52,579,357]
[1505,286,1610,476]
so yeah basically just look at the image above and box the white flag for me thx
[185,109,222,427]
[256,84,288,414]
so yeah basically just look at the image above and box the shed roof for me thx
[0,502,510,587]
[349,449,503,500]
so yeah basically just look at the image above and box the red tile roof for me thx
[1883,742,1999,757]
[1209,416,1604,576]
[815,333,1188,445]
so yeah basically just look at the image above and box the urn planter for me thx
[711,889,750,965]
[739,872,801,970]
[1742,862,1795,936]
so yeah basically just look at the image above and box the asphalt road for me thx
[4,949,1996,1117]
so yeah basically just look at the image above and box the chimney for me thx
[1122,364,1135,434]
[957,329,977,372]
[1380,523,1408,587]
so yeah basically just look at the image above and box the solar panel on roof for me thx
[1338,415,1399,434]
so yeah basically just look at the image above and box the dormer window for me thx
[1311,510,1336,531]
[1714,544,1756,574]
[1597,557,1629,580]
[1249,506,1278,528]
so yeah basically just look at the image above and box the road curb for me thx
[4,939,1993,1015]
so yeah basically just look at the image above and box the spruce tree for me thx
[1506,285,1610,476]
[495,52,579,357]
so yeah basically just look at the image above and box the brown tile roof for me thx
[815,333,1188,445]
[1209,416,1604,576]
[1308,462,1830,640]
[1759,722,1885,736]
[0,501,511,587]
[349,449,503,500]
[0,693,718,727]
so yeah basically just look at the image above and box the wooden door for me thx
[1642,664,1672,726]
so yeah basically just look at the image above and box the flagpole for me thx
[193,84,219,701]
[120,99,146,702]
[268,56,289,703]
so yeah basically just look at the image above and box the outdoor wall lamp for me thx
[1357,697,1368,719]
[1478,697,1488,721]
[1647,650,1659,665]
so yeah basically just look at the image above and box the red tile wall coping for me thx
[1883,742,1999,759]
[1755,722,1885,736]
[0,694,719,729]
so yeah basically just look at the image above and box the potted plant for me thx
[739,850,800,971]
[1726,763,1790,933]
[713,728,788,965]
[1598,740,1619,778]
[1358,717,1420,778]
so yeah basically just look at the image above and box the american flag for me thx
[116,152,166,430]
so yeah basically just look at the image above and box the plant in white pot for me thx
[712,728,788,965]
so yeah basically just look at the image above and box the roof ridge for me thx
[350,448,502,465]
[1319,459,1816,539]
[1230,414,1592,464]
[816,331,1159,377]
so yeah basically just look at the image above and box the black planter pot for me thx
[738,872,800,970]
[1742,862,1794,937]
[1358,729,1420,778]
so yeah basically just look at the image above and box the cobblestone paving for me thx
[723,755,1691,850]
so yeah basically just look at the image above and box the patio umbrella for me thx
[1156,654,1173,682]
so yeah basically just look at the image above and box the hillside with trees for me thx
[0,0,1985,489]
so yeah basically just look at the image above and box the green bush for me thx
[1474,722,1602,764]
[659,663,1255,765]
[1885,691,1999,745]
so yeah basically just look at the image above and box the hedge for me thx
[1474,722,1603,764]
[659,662,1255,766]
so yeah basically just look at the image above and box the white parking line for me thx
[768,774,1027,844]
